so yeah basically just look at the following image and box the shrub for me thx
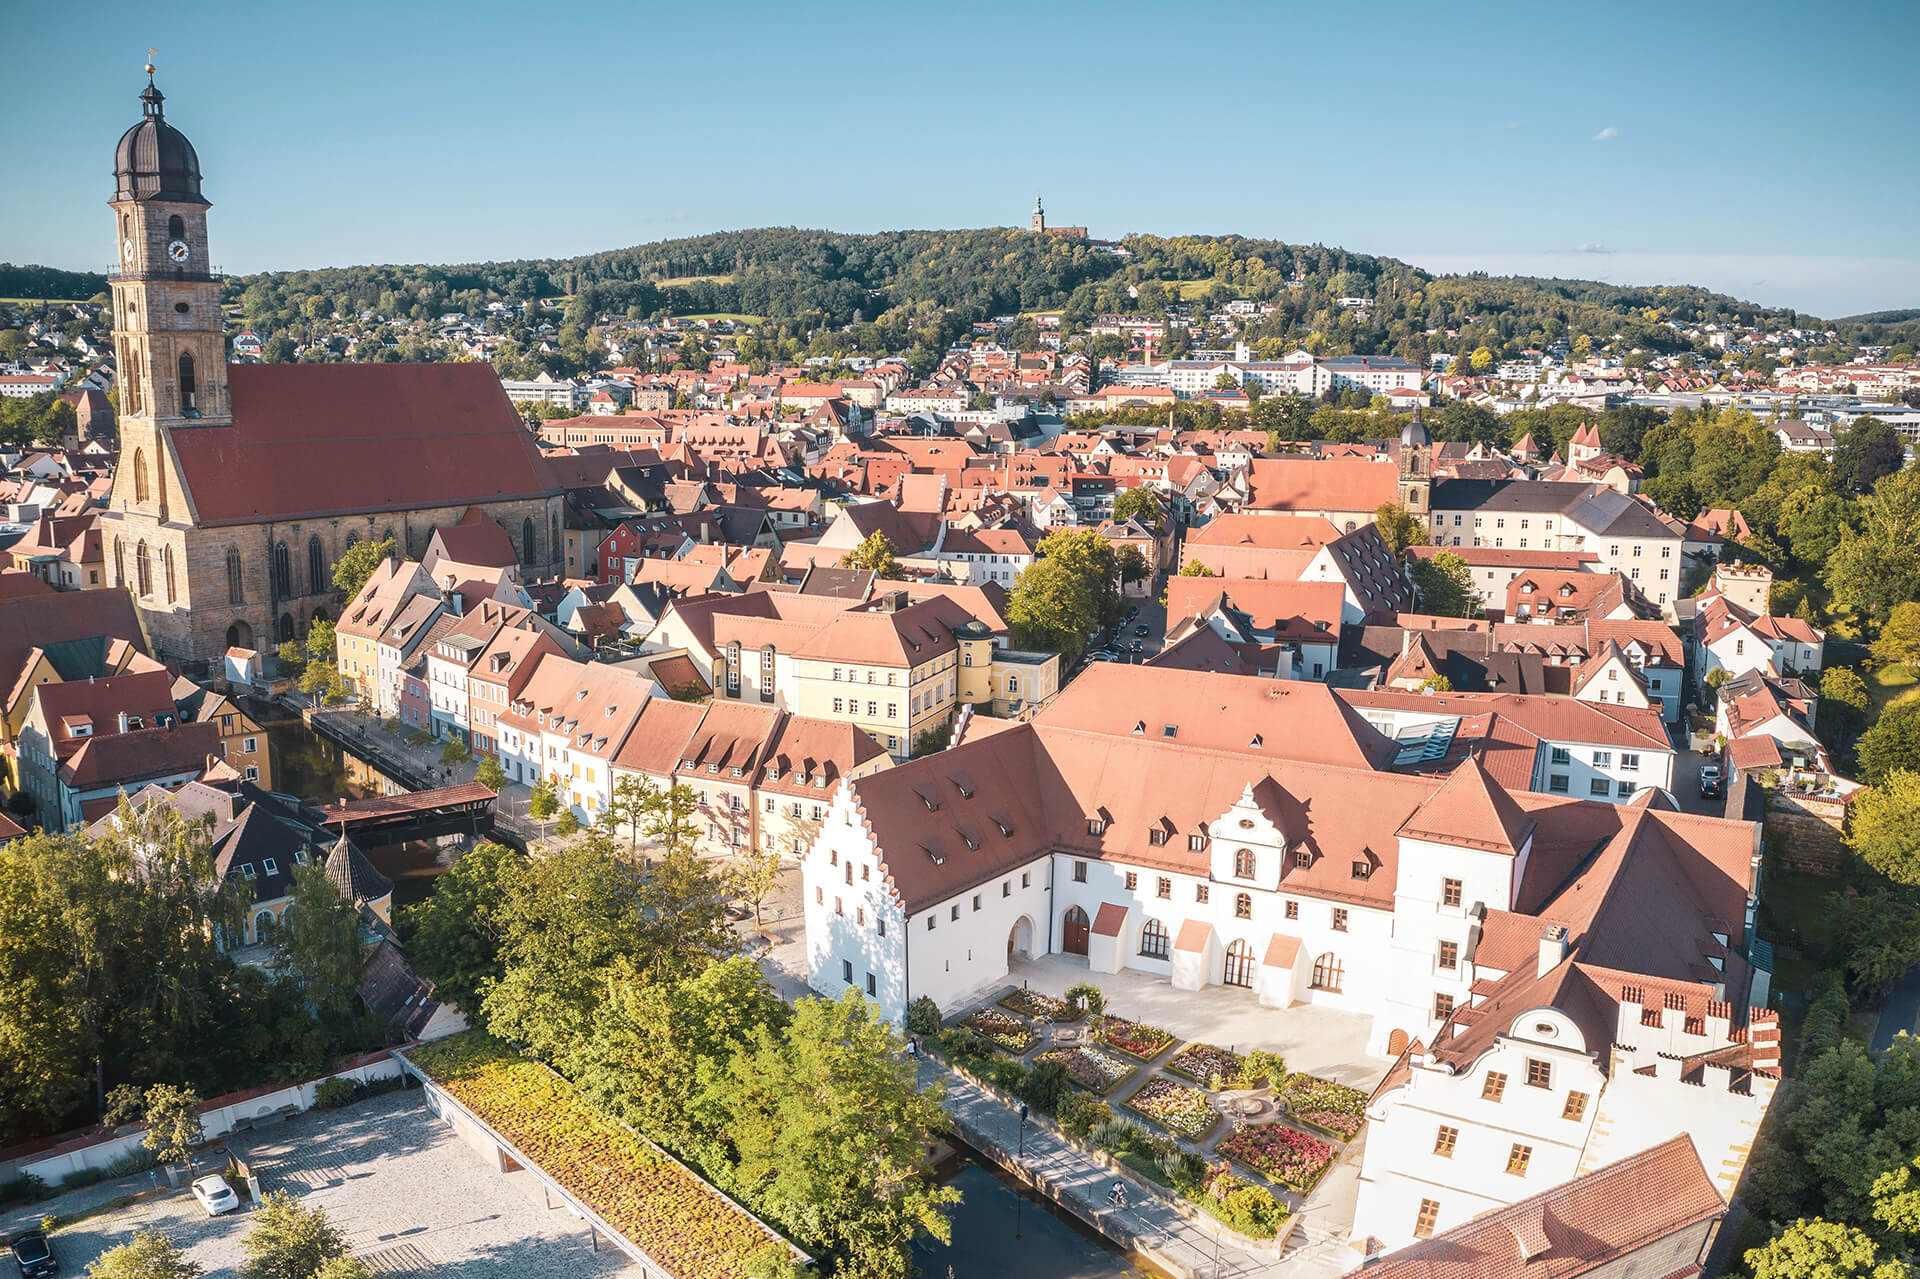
[1158,1149,1204,1186]
[1801,977,1851,1060]
[1216,1182,1288,1237]
[1089,1117,1148,1154]
[60,1166,108,1190]
[104,1147,159,1178]
[1023,1059,1071,1113]
[1242,1049,1288,1089]
[985,1058,1030,1095]
[1064,981,1107,1016]
[905,996,943,1036]
[933,1027,985,1066]
[314,1077,356,1109]
[0,1173,49,1205]
[1057,1092,1112,1139]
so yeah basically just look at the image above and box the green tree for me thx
[1872,602,1920,670]
[1110,488,1161,528]
[1827,469,1920,627]
[310,1260,378,1279]
[1036,527,1122,625]
[1834,418,1907,493]
[697,992,959,1279]
[86,1228,204,1279]
[1116,545,1149,589]
[400,841,517,1018]
[1848,772,1920,886]
[1860,705,1920,786]
[578,955,788,1163]
[1821,667,1875,747]
[641,781,702,860]
[599,774,654,851]
[527,777,559,820]
[730,843,785,928]
[1373,502,1430,557]
[1177,559,1216,577]
[1745,1218,1912,1279]
[474,756,507,790]
[303,618,336,665]
[1408,550,1476,617]
[272,863,366,1019]
[1007,559,1095,662]
[1843,891,1920,997]
[330,536,397,602]
[840,530,902,579]
[240,1190,351,1279]
[438,736,470,767]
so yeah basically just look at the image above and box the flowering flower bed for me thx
[997,989,1074,1022]
[1280,1074,1369,1142]
[1165,1043,1245,1089]
[404,1032,787,1279]
[1123,1078,1218,1141]
[960,1009,1035,1055]
[1035,1046,1135,1094]
[1216,1122,1336,1191]
[1090,1014,1175,1061]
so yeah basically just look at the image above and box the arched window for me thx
[1235,891,1252,919]
[177,352,196,412]
[522,518,537,565]
[1234,847,1256,879]
[270,542,291,599]
[1224,938,1255,988]
[163,546,176,603]
[226,546,244,604]
[1312,953,1344,993]
[1139,917,1170,959]
[113,538,124,588]
[133,449,149,503]
[167,213,184,242]
[308,537,326,595]
[278,613,296,643]
[345,530,359,550]
[135,541,152,597]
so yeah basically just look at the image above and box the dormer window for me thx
[1148,828,1169,846]
[1087,817,1106,836]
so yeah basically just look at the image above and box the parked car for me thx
[9,1230,57,1277]
[191,1174,240,1216]
[1134,624,1150,637]
[1699,763,1724,799]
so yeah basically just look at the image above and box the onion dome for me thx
[113,73,206,204]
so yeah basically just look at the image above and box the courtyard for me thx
[12,1088,632,1277]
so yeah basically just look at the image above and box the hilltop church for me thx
[101,72,564,662]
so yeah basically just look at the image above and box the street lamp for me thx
[1018,1102,1029,1157]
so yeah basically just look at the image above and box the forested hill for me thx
[9,227,1914,359]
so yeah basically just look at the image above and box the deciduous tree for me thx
[1111,488,1161,528]
[1408,550,1476,617]
[1848,771,1920,886]
[240,1190,351,1279]
[401,841,517,1018]
[841,530,902,579]
[329,536,396,602]
[1827,469,1920,627]
[1859,705,1920,787]
[1872,603,1920,671]
[1373,502,1429,557]
[86,1228,204,1279]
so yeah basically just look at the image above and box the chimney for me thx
[117,710,133,733]
[878,589,909,614]
[1538,924,1568,976]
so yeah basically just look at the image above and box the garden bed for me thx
[997,988,1076,1022]
[1279,1073,1368,1142]
[1165,1042,1245,1089]
[1121,1078,1218,1142]
[1034,1045,1136,1095]
[960,1009,1036,1055]
[1216,1122,1336,1193]
[1089,1014,1175,1062]
[403,1032,789,1279]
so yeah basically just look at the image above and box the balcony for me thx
[106,265,226,283]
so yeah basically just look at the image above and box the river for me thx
[914,1148,1156,1279]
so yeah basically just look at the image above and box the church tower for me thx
[1031,195,1045,234]
[107,65,228,529]
[1397,416,1432,519]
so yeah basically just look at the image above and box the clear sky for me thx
[5,0,1916,317]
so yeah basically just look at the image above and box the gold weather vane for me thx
[146,48,157,76]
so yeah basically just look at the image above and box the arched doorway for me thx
[1224,938,1255,988]
[1386,1029,1411,1057]
[278,613,295,644]
[1312,953,1344,993]
[227,619,254,650]
[1008,915,1034,960]
[1062,905,1090,956]
[253,910,278,945]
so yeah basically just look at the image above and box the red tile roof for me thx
[1092,902,1128,937]
[1396,758,1536,855]
[175,364,558,525]
[1174,919,1211,952]
[1242,458,1398,513]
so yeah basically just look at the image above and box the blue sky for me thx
[5,0,1916,317]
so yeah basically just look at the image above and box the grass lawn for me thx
[656,274,738,287]
[674,312,764,325]
[1870,663,1919,714]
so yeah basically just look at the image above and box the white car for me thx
[191,1174,240,1216]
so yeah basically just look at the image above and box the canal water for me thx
[249,699,449,909]
[914,1146,1157,1279]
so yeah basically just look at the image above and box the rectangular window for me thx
[1414,1199,1440,1239]
[1483,1071,1507,1102]
[866,973,876,996]
[1332,908,1348,932]
[1002,881,1011,897]
[1589,778,1610,796]
[1188,834,1207,851]
[1195,884,1209,904]
[1526,1058,1552,1089]
[842,959,853,983]
[1620,752,1639,771]
[1438,940,1458,971]
[1125,872,1138,891]
[1434,993,1455,1020]
[1617,780,1635,797]
[1073,861,1087,882]
[1285,901,1298,920]
[243,736,258,753]
[1507,1144,1532,1176]
[972,894,981,912]
[926,914,935,930]
[1087,818,1106,836]
[835,898,843,916]
[263,858,277,875]
[1563,1091,1589,1121]
[1156,877,1171,899]
[951,905,960,922]
[1593,751,1612,767]
[1551,747,1571,765]
[1433,1126,1458,1158]
[1549,773,1569,793]
[1442,877,1463,908]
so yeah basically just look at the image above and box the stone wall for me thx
[1765,790,1852,877]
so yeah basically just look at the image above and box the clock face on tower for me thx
[122,238,135,263]
[168,240,190,263]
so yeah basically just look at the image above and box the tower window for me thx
[271,542,292,600]
[178,352,196,413]
[135,541,152,598]
[167,213,184,241]
[133,448,150,504]
[226,546,244,604]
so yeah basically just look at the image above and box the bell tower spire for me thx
[1031,195,1045,234]
[108,66,227,526]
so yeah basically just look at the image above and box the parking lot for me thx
[14,1088,632,1277]
[1074,593,1168,677]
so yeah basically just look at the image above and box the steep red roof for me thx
[173,364,559,525]
[1396,757,1536,855]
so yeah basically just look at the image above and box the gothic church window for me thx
[308,537,326,596]
[226,546,244,604]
